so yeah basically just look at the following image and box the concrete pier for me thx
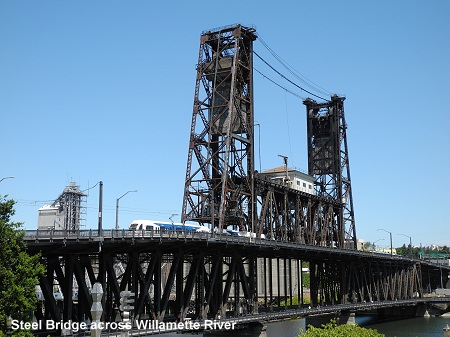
[339,311,356,325]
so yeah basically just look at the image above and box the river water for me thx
[123,316,450,337]
[366,317,450,337]
[270,316,450,337]
[127,316,450,337]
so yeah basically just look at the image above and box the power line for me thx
[254,67,304,99]
[257,35,333,97]
[254,50,328,101]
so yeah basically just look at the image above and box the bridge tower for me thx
[303,95,357,248]
[181,24,257,233]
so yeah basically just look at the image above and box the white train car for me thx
[226,229,266,239]
[129,220,210,233]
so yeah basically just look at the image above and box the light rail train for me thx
[129,220,210,233]
[129,220,265,238]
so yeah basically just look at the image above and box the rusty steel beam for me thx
[182,24,257,233]
[304,95,357,248]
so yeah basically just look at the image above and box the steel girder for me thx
[308,259,423,307]
[181,24,257,233]
[36,249,263,323]
[33,238,445,326]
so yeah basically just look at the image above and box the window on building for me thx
[303,182,306,187]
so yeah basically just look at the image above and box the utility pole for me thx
[278,154,289,184]
[98,181,103,234]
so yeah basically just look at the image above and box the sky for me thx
[1,0,449,248]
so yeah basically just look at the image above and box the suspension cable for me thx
[254,51,328,101]
[257,35,333,97]
[254,67,304,99]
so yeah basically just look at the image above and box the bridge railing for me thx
[23,228,215,241]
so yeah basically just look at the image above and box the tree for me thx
[299,320,384,337]
[362,241,373,251]
[0,195,45,332]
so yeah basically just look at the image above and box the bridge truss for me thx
[181,24,355,249]
[27,232,447,326]
[26,24,450,330]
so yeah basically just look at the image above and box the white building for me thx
[260,166,315,195]
[37,205,65,230]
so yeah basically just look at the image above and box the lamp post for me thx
[398,233,413,257]
[0,176,15,183]
[115,190,137,230]
[372,238,384,252]
[377,228,393,256]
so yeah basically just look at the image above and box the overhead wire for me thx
[257,34,333,97]
[254,50,328,102]
[253,67,304,99]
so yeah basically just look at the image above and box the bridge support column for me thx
[206,322,266,337]
[339,311,356,325]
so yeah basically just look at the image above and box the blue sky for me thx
[1,0,449,248]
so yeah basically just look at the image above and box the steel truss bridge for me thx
[25,24,450,332]
[25,229,449,329]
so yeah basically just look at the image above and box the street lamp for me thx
[377,228,393,256]
[0,176,15,183]
[398,233,413,257]
[115,190,137,230]
[372,238,384,252]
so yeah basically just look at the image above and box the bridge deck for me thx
[23,229,450,329]
[24,229,450,270]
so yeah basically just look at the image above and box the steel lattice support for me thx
[308,259,423,307]
[30,236,446,327]
[181,24,257,232]
[254,177,341,245]
[304,95,356,248]
[36,249,262,323]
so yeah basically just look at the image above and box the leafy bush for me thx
[299,320,384,337]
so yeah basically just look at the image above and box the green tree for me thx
[0,195,45,332]
[299,320,384,337]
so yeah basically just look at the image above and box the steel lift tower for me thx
[304,95,357,248]
[182,24,257,233]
